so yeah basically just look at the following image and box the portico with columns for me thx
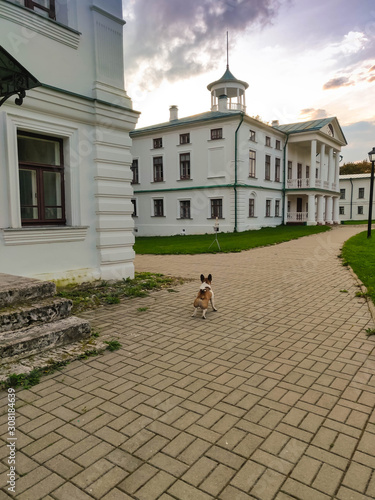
[276,118,346,225]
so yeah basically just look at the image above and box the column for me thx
[332,196,340,224]
[284,194,289,224]
[310,140,316,188]
[317,195,324,224]
[320,143,325,185]
[334,151,340,191]
[326,196,333,224]
[307,194,317,225]
[328,147,334,186]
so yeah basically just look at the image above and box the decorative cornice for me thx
[90,5,126,25]
[2,226,88,245]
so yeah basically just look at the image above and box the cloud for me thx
[124,0,284,90]
[323,76,354,90]
[341,120,375,163]
[300,108,328,120]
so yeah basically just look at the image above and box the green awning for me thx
[0,46,40,106]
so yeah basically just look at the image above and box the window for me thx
[288,161,292,180]
[340,189,346,199]
[275,200,280,217]
[358,206,364,215]
[250,130,256,141]
[249,199,255,217]
[265,136,271,147]
[131,159,139,184]
[249,150,256,178]
[180,200,191,219]
[180,153,190,180]
[339,206,345,215]
[180,133,190,144]
[211,199,223,218]
[18,132,65,225]
[153,156,163,182]
[153,138,163,149]
[306,165,310,179]
[265,155,271,180]
[154,199,164,217]
[24,0,56,19]
[266,200,271,217]
[275,158,280,182]
[359,187,365,199]
[211,128,222,140]
[275,140,281,150]
[131,199,137,217]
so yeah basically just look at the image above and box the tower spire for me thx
[226,31,229,69]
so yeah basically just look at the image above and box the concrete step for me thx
[0,273,56,308]
[0,297,73,333]
[0,316,91,360]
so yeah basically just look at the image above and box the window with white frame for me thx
[275,200,280,217]
[358,206,364,215]
[153,156,163,182]
[306,165,310,179]
[339,206,344,215]
[275,140,281,150]
[131,159,139,184]
[275,158,280,182]
[340,189,345,199]
[211,128,223,140]
[18,131,65,225]
[179,200,191,219]
[131,199,137,217]
[359,187,365,199]
[288,161,292,180]
[180,133,190,144]
[250,130,256,141]
[265,136,271,147]
[249,150,256,178]
[24,0,56,19]
[265,155,271,180]
[153,199,164,216]
[249,198,255,217]
[180,153,190,180]
[153,138,163,149]
[265,199,271,217]
[210,199,223,218]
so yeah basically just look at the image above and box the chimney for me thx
[169,105,178,121]
[272,120,279,127]
[218,94,228,112]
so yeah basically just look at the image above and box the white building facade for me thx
[130,67,347,236]
[339,174,375,221]
[0,0,139,282]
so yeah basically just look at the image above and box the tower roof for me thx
[207,66,249,92]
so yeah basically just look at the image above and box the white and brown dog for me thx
[192,274,217,319]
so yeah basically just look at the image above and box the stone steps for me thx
[0,297,73,333]
[0,273,91,371]
[0,316,91,360]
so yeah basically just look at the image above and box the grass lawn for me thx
[341,220,375,225]
[134,225,331,255]
[342,231,375,304]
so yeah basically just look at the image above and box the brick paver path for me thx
[1,226,375,499]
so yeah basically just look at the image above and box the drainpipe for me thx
[349,177,353,219]
[234,112,244,232]
[281,134,290,225]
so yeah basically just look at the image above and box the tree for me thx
[340,161,371,175]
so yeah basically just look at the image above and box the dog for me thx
[192,274,217,319]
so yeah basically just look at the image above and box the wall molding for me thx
[2,226,88,245]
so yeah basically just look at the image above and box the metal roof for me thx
[130,110,243,136]
[274,118,334,134]
[339,173,371,179]
[207,66,249,91]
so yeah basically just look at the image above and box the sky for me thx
[122,0,375,164]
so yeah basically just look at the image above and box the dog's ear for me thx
[200,274,205,282]
[208,274,212,282]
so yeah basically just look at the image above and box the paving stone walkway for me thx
[1,225,375,500]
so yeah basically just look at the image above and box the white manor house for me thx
[130,65,347,236]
